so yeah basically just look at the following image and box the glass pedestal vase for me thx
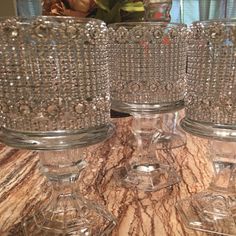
[109,22,187,192]
[177,140,236,236]
[176,19,236,235]
[0,16,117,235]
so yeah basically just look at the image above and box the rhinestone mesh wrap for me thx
[186,21,236,125]
[0,17,110,132]
[108,23,187,105]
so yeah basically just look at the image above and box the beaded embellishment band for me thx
[0,17,110,132]
[109,23,187,113]
[185,21,236,126]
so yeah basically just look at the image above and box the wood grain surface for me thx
[0,117,213,236]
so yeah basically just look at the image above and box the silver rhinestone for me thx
[35,24,49,38]
[66,26,77,38]
[169,29,178,39]
[153,29,163,39]
[132,28,143,41]
[19,105,31,115]
[165,83,173,91]
[0,102,8,113]
[150,84,158,92]
[75,103,85,113]
[47,105,59,116]
[130,82,140,92]
[116,27,128,43]
[4,27,18,38]
[11,30,18,37]
[96,101,104,110]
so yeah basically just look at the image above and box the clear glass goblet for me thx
[177,20,236,235]
[0,16,116,235]
[108,22,187,191]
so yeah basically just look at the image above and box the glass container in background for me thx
[177,20,236,235]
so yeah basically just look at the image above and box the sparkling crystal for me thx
[169,28,178,39]
[149,84,159,92]
[3,26,19,38]
[206,24,225,43]
[19,105,31,115]
[129,82,140,92]
[220,97,233,113]
[11,30,18,37]
[0,102,8,113]
[66,26,77,38]
[47,105,59,116]
[153,28,163,39]
[34,24,49,38]
[75,103,85,114]
[116,27,129,43]
[96,100,104,110]
[131,26,144,42]
[165,83,173,91]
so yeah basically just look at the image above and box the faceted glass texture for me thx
[0,17,110,132]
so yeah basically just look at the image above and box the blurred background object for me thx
[16,0,42,16]
[171,0,236,25]
[2,1,236,24]
[43,0,145,23]
[144,0,172,21]
[41,0,236,24]
[0,1,17,16]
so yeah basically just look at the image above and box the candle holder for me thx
[0,16,116,235]
[177,20,236,235]
[109,22,187,191]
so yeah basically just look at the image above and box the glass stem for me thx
[209,162,236,194]
[39,149,87,202]
[131,113,161,163]
[208,141,236,195]
[50,176,79,199]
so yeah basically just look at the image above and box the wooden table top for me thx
[0,117,212,236]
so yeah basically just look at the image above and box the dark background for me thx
[0,1,16,16]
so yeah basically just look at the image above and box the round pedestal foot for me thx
[176,192,236,236]
[10,195,116,236]
[114,163,180,192]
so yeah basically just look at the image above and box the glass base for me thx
[114,163,180,192]
[0,124,115,150]
[112,99,184,114]
[181,118,236,141]
[10,194,116,236]
[176,192,236,236]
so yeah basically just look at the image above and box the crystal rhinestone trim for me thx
[185,21,236,125]
[0,17,110,132]
[108,23,187,107]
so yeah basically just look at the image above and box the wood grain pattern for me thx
[0,117,213,236]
